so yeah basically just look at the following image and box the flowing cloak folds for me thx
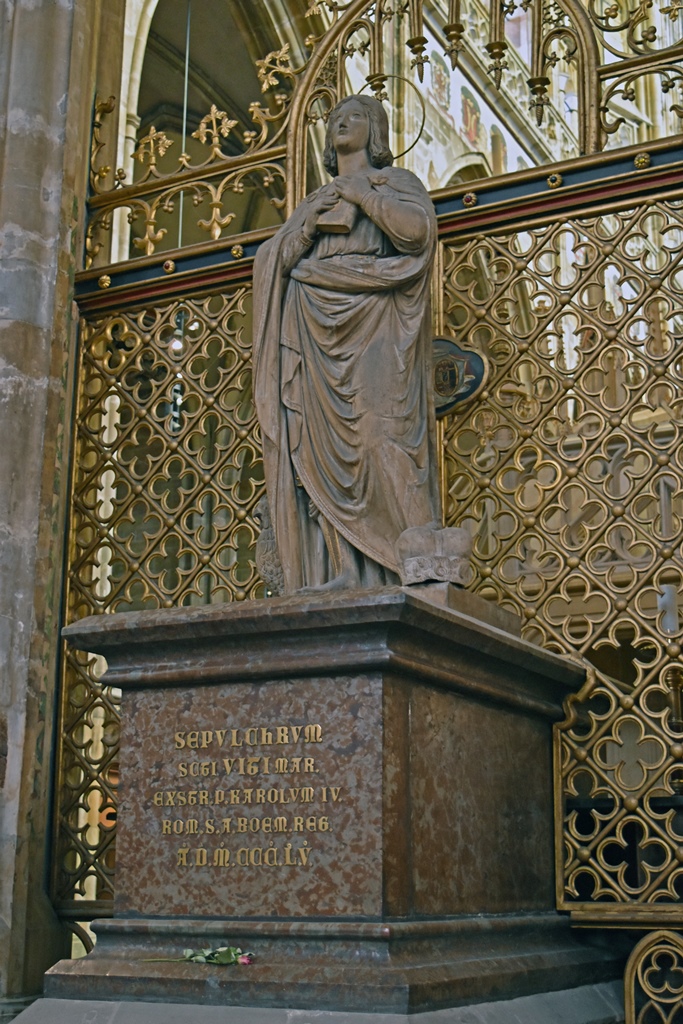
[253,166,440,593]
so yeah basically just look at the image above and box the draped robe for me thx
[253,167,439,593]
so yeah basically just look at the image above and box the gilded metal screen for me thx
[625,929,683,1022]
[439,195,683,915]
[60,190,683,922]
[53,288,263,914]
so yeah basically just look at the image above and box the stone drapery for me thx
[253,167,439,593]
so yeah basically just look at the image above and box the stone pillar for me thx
[0,1,107,1016]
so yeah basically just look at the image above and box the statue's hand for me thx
[303,190,340,239]
[333,174,373,206]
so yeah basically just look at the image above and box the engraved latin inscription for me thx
[150,722,342,870]
[118,677,383,918]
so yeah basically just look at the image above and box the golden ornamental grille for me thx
[625,929,683,1023]
[57,195,683,921]
[53,287,263,912]
[440,195,683,912]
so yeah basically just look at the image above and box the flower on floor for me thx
[143,945,255,965]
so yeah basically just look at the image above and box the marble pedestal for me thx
[44,588,622,1015]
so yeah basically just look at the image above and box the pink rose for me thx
[238,953,254,965]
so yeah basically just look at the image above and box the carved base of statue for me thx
[27,588,624,1022]
[256,496,474,594]
[395,523,473,586]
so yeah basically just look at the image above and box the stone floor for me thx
[11,981,625,1024]
[0,1000,35,1024]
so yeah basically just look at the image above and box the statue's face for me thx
[329,99,370,158]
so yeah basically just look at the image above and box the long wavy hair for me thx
[323,95,394,176]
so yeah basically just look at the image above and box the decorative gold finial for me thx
[133,126,173,170]
[192,105,238,157]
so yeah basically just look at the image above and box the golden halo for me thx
[358,74,427,161]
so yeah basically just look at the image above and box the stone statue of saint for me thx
[253,95,470,595]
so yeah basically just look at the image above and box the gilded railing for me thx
[437,186,683,927]
[84,0,683,271]
[53,286,262,913]
[625,930,683,1022]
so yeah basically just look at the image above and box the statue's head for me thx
[323,95,394,176]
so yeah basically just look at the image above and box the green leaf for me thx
[214,949,238,964]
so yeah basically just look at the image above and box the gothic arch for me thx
[287,0,603,208]
[546,0,601,153]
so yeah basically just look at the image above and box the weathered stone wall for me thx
[0,0,109,1012]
